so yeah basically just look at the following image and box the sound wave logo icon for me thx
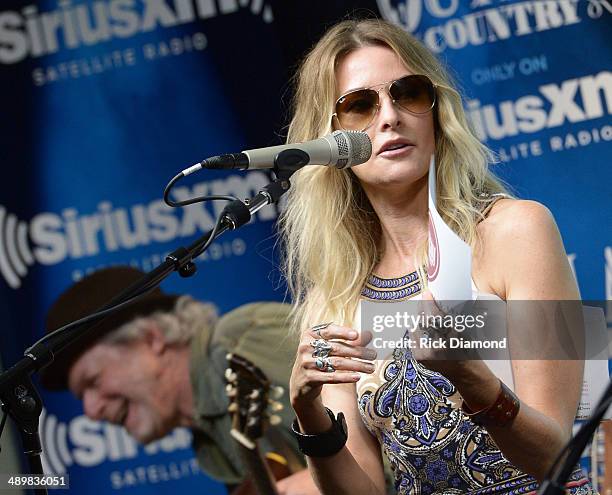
[0,206,34,289]
[40,409,73,475]
[39,408,195,476]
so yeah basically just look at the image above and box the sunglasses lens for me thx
[390,75,435,114]
[335,89,379,131]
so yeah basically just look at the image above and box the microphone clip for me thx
[273,149,309,180]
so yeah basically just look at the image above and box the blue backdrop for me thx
[1,0,610,493]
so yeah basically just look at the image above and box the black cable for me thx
[38,186,234,353]
[30,168,241,351]
[163,171,238,207]
[192,209,226,258]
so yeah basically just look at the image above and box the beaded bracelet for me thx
[461,380,520,427]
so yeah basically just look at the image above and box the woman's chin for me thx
[357,163,429,191]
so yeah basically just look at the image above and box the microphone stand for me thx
[0,165,294,494]
[538,378,612,494]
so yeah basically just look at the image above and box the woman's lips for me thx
[379,144,415,158]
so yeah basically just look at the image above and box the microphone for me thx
[184,131,371,175]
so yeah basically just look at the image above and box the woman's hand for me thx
[411,290,480,378]
[290,323,377,417]
[289,324,387,495]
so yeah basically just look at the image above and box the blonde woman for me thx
[283,18,594,495]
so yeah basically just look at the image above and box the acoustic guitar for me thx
[225,353,291,495]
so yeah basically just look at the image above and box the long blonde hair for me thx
[279,18,509,332]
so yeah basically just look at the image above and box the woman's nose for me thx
[375,90,402,130]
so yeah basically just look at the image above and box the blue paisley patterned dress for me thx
[355,271,595,495]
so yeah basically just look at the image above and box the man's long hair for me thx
[102,296,218,346]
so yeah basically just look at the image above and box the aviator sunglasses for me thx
[332,74,437,132]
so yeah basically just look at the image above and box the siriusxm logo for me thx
[377,0,605,53]
[466,71,612,141]
[0,171,276,289]
[0,205,35,290]
[40,408,192,474]
[0,0,274,65]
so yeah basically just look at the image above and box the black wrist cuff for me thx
[292,407,348,457]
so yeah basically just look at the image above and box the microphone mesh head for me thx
[332,130,372,168]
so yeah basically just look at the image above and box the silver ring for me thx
[310,339,332,358]
[311,322,332,338]
[315,357,335,373]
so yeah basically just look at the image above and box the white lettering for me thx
[75,2,112,45]
[148,199,180,242]
[70,417,106,467]
[467,71,612,141]
[109,0,140,38]
[518,55,548,76]
[503,2,535,36]
[141,0,179,32]
[30,213,68,265]
[1,0,272,65]
[542,80,585,126]
[0,12,27,64]
[23,6,46,57]
[427,0,459,17]
[580,72,612,119]
[379,0,584,53]
[515,96,547,133]
[549,124,612,151]
[4,173,274,289]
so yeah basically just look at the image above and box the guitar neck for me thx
[235,442,279,495]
